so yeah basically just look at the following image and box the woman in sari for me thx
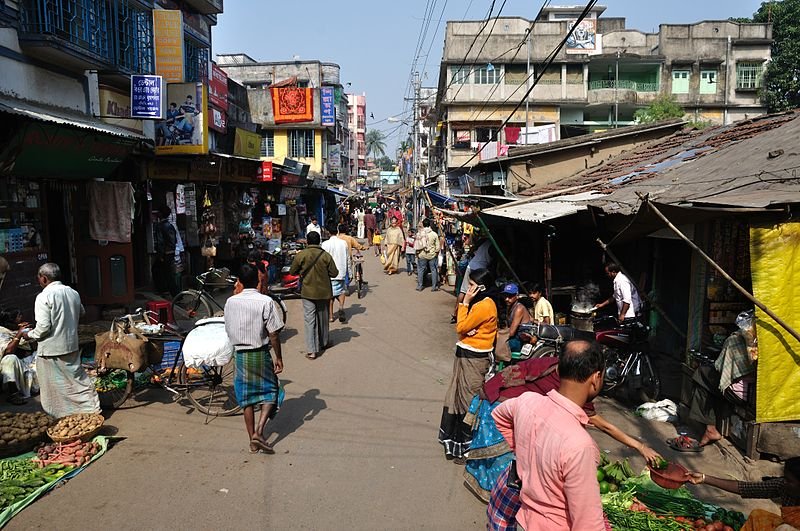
[439,268,497,464]
[382,217,405,275]
[465,355,663,504]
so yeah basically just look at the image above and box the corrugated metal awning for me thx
[0,96,147,140]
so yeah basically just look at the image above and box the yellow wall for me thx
[260,129,323,173]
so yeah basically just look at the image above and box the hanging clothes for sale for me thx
[88,181,135,243]
[281,203,301,236]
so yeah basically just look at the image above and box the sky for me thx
[213,0,763,147]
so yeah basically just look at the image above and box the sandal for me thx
[250,437,275,454]
[305,352,318,360]
[667,435,703,453]
[7,393,27,406]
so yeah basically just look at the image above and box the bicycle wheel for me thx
[96,369,134,410]
[172,290,212,331]
[180,359,240,416]
[268,293,288,325]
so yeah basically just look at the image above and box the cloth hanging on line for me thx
[271,87,314,124]
[88,182,135,243]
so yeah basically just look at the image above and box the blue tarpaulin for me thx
[426,189,455,206]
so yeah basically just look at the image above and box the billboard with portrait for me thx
[155,83,208,155]
[566,19,597,53]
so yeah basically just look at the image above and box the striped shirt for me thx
[223,289,284,351]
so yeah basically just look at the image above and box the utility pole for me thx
[525,26,531,144]
[412,71,421,228]
[614,50,620,128]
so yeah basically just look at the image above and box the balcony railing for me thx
[19,0,156,74]
[589,80,660,92]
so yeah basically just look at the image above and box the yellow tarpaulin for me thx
[750,221,800,423]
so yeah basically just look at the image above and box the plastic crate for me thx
[157,341,183,371]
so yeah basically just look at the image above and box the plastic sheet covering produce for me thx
[750,222,800,423]
[182,317,234,368]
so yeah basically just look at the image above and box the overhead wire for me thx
[449,0,598,173]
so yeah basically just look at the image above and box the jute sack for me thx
[94,321,153,373]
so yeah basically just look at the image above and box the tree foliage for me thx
[634,94,686,123]
[365,129,387,160]
[375,156,395,171]
[752,0,800,112]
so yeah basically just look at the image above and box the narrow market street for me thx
[4,256,780,530]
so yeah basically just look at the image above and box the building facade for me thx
[217,54,349,184]
[433,5,771,177]
[347,93,367,187]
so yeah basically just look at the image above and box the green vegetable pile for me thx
[597,454,635,494]
[0,463,73,509]
[0,459,37,482]
[604,504,694,531]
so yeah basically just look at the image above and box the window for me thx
[504,64,527,85]
[474,65,499,84]
[566,64,583,84]
[184,36,210,82]
[453,130,470,149]
[475,127,498,142]
[700,69,718,94]
[537,65,561,85]
[736,62,764,90]
[671,69,690,94]
[297,80,310,88]
[450,65,469,85]
[288,129,315,158]
[260,130,274,157]
[115,1,154,74]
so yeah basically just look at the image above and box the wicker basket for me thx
[46,414,104,444]
[0,435,46,458]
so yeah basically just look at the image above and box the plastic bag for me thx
[182,317,234,368]
[635,399,678,423]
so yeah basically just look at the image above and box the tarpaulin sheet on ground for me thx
[750,222,800,423]
[0,436,111,528]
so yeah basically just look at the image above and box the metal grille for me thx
[736,62,763,90]
[184,36,209,82]
[260,130,274,157]
[115,0,153,74]
[288,130,314,158]
[20,0,114,62]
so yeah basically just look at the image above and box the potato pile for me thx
[0,412,52,450]
[46,413,103,442]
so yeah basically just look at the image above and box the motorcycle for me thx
[516,322,594,360]
[594,316,660,403]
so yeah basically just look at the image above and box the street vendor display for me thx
[0,412,52,457]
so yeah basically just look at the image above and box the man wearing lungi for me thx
[23,263,100,417]
[224,264,285,453]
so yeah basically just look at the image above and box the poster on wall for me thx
[155,83,208,155]
[153,10,184,82]
[566,19,596,52]
[209,64,229,111]
[209,107,227,133]
[233,128,261,159]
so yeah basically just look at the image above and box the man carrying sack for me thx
[24,263,100,417]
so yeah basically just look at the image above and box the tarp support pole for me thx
[645,200,800,344]
[474,213,529,296]
[596,237,687,340]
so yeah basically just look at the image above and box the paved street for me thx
[4,256,778,530]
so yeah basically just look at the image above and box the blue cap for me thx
[502,283,519,296]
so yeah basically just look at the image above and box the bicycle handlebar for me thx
[196,268,238,286]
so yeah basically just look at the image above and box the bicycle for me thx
[91,310,240,417]
[172,268,288,331]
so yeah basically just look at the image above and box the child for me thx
[373,232,382,256]
[405,229,417,276]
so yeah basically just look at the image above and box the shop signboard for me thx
[130,75,163,119]
[320,86,335,126]
[209,106,227,133]
[257,161,274,182]
[209,64,228,111]
[233,128,261,159]
[153,10,184,82]
[155,83,208,155]
[328,145,341,170]
[99,85,143,133]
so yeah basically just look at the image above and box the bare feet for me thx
[699,425,722,446]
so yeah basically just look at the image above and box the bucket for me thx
[447,274,457,286]
[570,310,594,332]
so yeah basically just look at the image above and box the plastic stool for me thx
[147,300,174,325]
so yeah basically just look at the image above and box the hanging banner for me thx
[751,221,800,423]
[328,144,341,170]
[130,75,163,119]
[566,19,597,53]
[271,87,313,124]
[209,63,228,111]
[233,128,261,159]
[257,161,274,182]
[155,83,208,155]
[320,86,335,126]
[153,10,184,82]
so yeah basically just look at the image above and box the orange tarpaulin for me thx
[271,87,314,124]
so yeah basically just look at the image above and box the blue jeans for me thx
[405,253,416,272]
[417,256,438,290]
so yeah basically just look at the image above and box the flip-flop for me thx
[6,393,27,406]
[667,435,704,453]
[250,438,275,454]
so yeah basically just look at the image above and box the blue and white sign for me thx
[131,75,164,119]
[320,86,335,127]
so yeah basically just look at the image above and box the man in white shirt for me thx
[530,282,554,324]
[595,262,642,321]
[23,263,100,417]
[321,224,351,323]
[305,215,321,238]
